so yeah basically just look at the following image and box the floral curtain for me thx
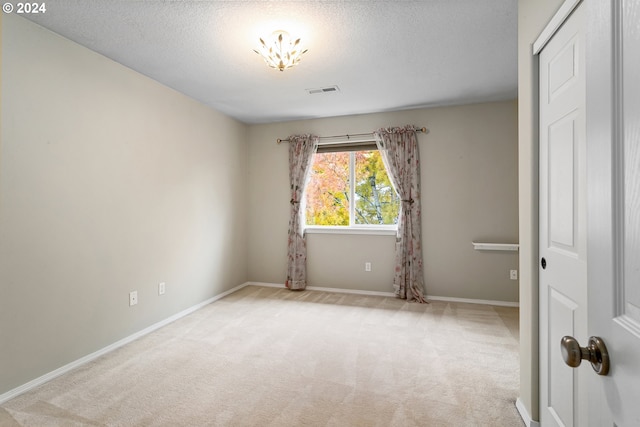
[286,134,319,290]
[374,126,427,302]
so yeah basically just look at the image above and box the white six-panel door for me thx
[586,1,640,425]
[539,1,640,425]
[539,4,587,426]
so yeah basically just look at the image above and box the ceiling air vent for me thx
[306,85,340,95]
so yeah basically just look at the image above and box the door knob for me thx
[560,336,610,376]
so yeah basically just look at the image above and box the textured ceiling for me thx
[23,1,518,124]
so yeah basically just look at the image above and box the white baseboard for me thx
[516,398,540,427]
[308,285,396,298]
[428,295,519,307]
[0,281,249,405]
[245,281,282,289]
[246,282,518,306]
[246,281,396,297]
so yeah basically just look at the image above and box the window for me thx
[304,146,399,230]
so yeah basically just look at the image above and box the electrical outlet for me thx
[158,282,165,295]
[129,291,138,306]
[365,262,372,272]
[510,270,518,280]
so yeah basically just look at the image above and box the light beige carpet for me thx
[0,286,522,426]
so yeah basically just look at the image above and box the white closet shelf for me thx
[472,242,519,252]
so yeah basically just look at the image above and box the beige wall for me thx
[518,0,565,422]
[248,101,519,302]
[0,15,248,395]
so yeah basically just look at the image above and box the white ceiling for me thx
[23,1,518,124]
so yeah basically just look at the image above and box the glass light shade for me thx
[253,30,308,72]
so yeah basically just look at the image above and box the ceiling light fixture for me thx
[253,30,308,72]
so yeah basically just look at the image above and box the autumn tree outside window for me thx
[304,140,400,229]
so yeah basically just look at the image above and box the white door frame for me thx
[532,0,582,56]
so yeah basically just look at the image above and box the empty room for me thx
[4,1,636,426]
[4,1,521,425]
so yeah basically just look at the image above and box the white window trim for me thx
[348,152,356,226]
[304,226,397,236]
[304,142,399,235]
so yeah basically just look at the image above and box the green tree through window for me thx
[305,150,399,226]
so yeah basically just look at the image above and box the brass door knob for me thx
[560,336,610,376]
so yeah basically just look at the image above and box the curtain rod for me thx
[276,127,429,144]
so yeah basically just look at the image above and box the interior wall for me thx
[518,0,565,422]
[0,15,248,395]
[247,100,518,302]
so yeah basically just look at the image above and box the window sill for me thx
[304,226,397,236]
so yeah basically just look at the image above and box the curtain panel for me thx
[374,126,427,302]
[286,134,319,290]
